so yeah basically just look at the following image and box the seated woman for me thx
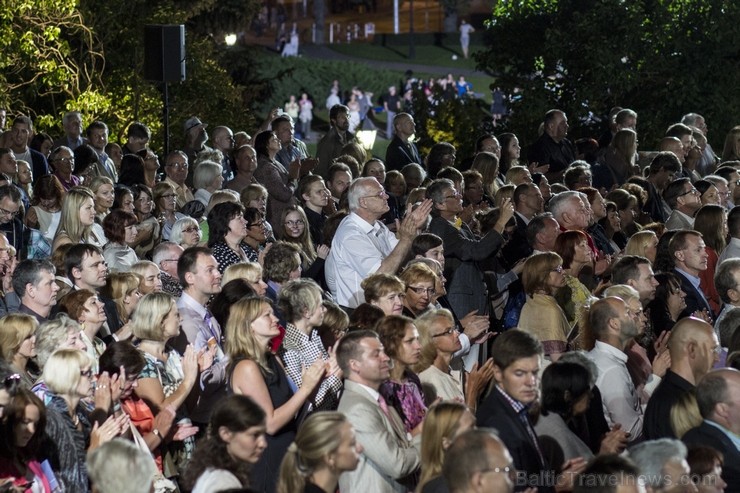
[687,446,727,493]
[34,315,87,376]
[41,349,127,491]
[361,272,405,316]
[597,201,623,255]
[208,202,250,274]
[90,176,115,224]
[53,187,105,250]
[278,205,328,284]
[534,361,626,467]
[130,184,160,258]
[184,395,267,493]
[102,209,140,272]
[241,207,268,264]
[624,230,659,263]
[170,216,202,249]
[694,204,727,315]
[276,411,362,493]
[605,189,640,248]
[150,182,186,242]
[399,262,438,319]
[553,230,598,329]
[131,260,163,295]
[415,308,493,411]
[298,175,332,246]
[112,185,135,216]
[210,279,256,330]
[277,279,343,413]
[519,252,570,360]
[0,314,38,388]
[316,300,349,352]
[193,160,224,207]
[375,315,426,434]
[0,389,54,490]
[222,261,268,297]
[417,402,476,493]
[57,290,109,373]
[131,293,201,477]
[25,174,65,243]
[647,273,687,341]
[226,297,325,493]
[241,183,276,243]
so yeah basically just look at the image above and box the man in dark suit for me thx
[7,116,49,186]
[670,230,716,319]
[385,113,421,172]
[643,317,719,439]
[501,183,542,268]
[683,369,740,493]
[477,330,583,492]
[337,330,421,493]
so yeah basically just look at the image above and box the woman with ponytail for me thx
[276,411,362,493]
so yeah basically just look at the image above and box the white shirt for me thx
[719,237,740,264]
[325,212,399,308]
[587,340,643,441]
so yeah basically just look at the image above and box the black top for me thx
[643,369,694,439]
[527,133,577,175]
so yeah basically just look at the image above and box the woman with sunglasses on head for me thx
[519,252,570,361]
[41,349,129,491]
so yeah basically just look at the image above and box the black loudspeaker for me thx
[144,25,186,82]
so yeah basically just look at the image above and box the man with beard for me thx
[12,259,59,323]
[587,297,644,441]
[316,104,354,178]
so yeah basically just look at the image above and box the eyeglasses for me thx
[0,206,19,218]
[552,265,564,273]
[480,466,519,480]
[166,162,188,171]
[432,326,458,338]
[80,369,93,378]
[711,345,722,355]
[362,190,389,199]
[285,220,305,227]
[407,286,436,296]
[182,227,199,234]
[54,157,75,164]
[678,187,700,197]
[2,373,21,395]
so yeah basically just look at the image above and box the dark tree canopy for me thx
[475,0,740,149]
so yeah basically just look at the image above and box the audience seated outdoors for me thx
[0,102,740,493]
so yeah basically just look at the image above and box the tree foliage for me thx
[0,0,261,150]
[475,0,740,149]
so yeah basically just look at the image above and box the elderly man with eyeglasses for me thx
[163,150,194,209]
[325,177,432,311]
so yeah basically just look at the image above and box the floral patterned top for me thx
[555,274,598,328]
[379,369,426,433]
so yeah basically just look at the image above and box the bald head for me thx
[668,317,719,383]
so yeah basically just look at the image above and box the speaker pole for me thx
[162,82,170,156]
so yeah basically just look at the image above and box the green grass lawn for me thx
[327,43,485,69]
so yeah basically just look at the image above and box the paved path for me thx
[300,43,488,77]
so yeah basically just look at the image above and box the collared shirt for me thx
[325,212,399,308]
[588,340,643,440]
[18,303,50,324]
[164,177,194,209]
[676,267,712,308]
[719,237,740,264]
[706,419,740,451]
[275,139,308,169]
[495,386,546,467]
[177,292,223,358]
[278,323,342,412]
[515,210,531,225]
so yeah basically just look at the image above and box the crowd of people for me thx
[0,100,738,493]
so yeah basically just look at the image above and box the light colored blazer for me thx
[338,380,421,493]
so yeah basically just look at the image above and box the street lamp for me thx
[224,33,237,46]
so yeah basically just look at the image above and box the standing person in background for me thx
[459,19,475,59]
[298,93,314,142]
[383,86,401,139]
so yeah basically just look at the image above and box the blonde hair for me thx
[0,314,38,361]
[279,205,317,267]
[225,298,272,373]
[413,308,454,373]
[55,187,95,243]
[35,314,81,369]
[603,284,640,304]
[223,261,263,286]
[43,348,92,396]
[670,391,703,438]
[89,176,114,195]
[624,231,658,258]
[101,272,142,323]
[129,293,176,341]
[418,402,471,491]
[206,189,240,214]
[276,412,350,493]
[471,151,500,198]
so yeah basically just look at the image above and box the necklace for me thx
[72,413,80,427]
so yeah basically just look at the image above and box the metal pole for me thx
[409,0,415,58]
[163,82,170,155]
